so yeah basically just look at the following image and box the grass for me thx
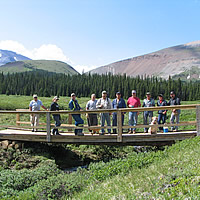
[71,137,200,199]
[0,95,198,131]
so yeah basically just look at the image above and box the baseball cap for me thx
[102,90,107,94]
[33,94,38,98]
[146,92,151,95]
[158,94,163,97]
[170,91,175,95]
[71,93,76,97]
[116,91,121,95]
[132,90,136,94]
[53,96,59,100]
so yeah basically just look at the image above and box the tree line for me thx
[0,71,199,101]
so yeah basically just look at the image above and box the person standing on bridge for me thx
[86,94,98,133]
[142,92,155,133]
[50,96,61,135]
[96,90,112,135]
[69,93,84,136]
[157,94,168,132]
[168,91,181,132]
[127,90,141,134]
[112,92,126,134]
[29,94,48,132]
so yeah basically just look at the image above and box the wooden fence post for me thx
[16,113,20,126]
[46,112,51,142]
[196,105,200,136]
[117,110,123,142]
[68,114,72,131]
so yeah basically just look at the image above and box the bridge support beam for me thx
[117,110,123,142]
[46,112,51,142]
[196,106,200,136]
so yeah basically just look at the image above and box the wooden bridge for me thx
[0,104,199,146]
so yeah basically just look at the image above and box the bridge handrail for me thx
[0,104,199,143]
[0,104,199,114]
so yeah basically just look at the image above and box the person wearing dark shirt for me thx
[157,94,168,132]
[142,92,155,133]
[50,96,61,135]
[168,91,181,131]
[69,93,84,136]
[112,92,126,134]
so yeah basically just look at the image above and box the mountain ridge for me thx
[88,41,200,79]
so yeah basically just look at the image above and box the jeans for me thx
[52,115,61,134]
[112,112,124,133]
[143,111,153,132]
[100,113,111,133]
[129,112,138,131]
[170,110,180,131]
[158,113,166,130]
[72,114,84,134]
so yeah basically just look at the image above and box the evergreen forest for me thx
[0,71,199,101]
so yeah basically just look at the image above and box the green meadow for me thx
[0,95,200,199]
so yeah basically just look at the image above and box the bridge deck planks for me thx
[0,129,197,146]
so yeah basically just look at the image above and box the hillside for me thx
[0,60,79,75]
[89,41,200,80]
[0,49,31,66]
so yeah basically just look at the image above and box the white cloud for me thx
[0,40,71,63]
[0,40,97,73]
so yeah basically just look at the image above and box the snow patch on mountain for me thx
[0,49,31,66]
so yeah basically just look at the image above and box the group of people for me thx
[29,90,180,136]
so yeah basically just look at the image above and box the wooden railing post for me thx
[68,114,72,131]
[196,106,200,136]
[117,110,123,142]
[16,113,20,126]
[46,112,51,142]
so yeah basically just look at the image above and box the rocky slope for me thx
[89,41,200,79]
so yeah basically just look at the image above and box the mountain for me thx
[0,49,31,66]
[89,41,200,79]
[0,60,79,75]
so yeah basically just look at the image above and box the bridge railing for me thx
[0,104,199,142]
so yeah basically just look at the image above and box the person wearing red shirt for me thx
[127,90,141,134]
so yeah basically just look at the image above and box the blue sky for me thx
[0,0,200,72]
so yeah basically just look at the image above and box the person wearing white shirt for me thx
[29,94,48,132]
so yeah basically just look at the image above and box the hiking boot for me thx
[133,130,136,134]
[128,130,132,134]
[77,132,84,136]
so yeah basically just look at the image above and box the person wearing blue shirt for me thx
[69,93,84,136]
[112,92,126,134]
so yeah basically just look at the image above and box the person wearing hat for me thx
[50,96,61,135]
[96,90,113,134]
[29,94,48,132]
[112,92,126,134]
[142,92,155,133]
[69,93,84,136]
[157,94,168,132]
[86,94,98,133]
[127,90,141,134]
[168,91,181,131]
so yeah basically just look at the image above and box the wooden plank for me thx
[117,110,122,142]
[0,131,196,145]
[68,114,72,131]
[1,104,199,115]
[196,105,200,136]
[16,114,20,126]
[46,112,51,142]
[122,121,197,129]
